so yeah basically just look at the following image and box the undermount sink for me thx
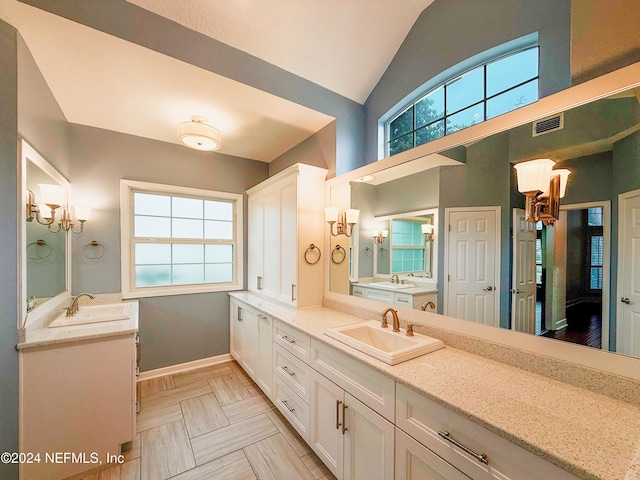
[370,281,416,290]
[324,321,444,365]
[48,303,133,328]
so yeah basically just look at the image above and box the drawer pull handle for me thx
[438,431,488,465]
[281,335,296,344]
[336,400,342,430]
[281,365,295,376]
[279,399,295,413]
[257,314,267,320]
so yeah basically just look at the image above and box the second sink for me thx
[324,321,444,365]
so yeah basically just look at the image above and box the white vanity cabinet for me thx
[20,334,136,480]
[229,298,273,399]
[351,284,437,310]
[247,163,327,308]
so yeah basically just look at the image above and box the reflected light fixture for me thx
[325,207,359,237]
[514,159,571,225]
[177,115,222,151]
[26,184,90,234]
[421,223,434,242]
[373,229,388,244]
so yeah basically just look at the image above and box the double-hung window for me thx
[387,46,539,157]
[120,180,243,298]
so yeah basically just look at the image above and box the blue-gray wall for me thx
[363,0,572,165]
[270,121,336,178]
[0,19,19,480]
[69,124,268,370]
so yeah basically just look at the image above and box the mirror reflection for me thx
[24,144,68,313]
[330,85,640,359]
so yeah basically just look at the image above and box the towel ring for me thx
[364,246,373,257]
[379,247,389,257]
[27,239,53,260]
[304,244,322,265]
[82,240,106,260]
[331,244,346,264]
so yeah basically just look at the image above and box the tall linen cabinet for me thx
[247,163,328,307]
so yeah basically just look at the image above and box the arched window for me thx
[385,46,539,157]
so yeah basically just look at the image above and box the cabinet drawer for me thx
[273,376,310,442]
[351,286,365,297]
[274,319,311,362]
[273,344,311,404]
[396,384,578,480]
[394,293,413,308]
[364,288,394,303]
[311,339,395,422]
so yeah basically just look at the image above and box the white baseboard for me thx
[137,353,233,381]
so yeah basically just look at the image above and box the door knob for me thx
[621,297,631,305]
[483,286,494,292]
[510,289,524,294]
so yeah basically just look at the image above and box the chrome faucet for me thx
[391,274,399,284]
[421,301,436,311]
[66,293,95,317]
[381,307,400,332]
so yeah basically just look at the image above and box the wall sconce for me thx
[26,184,65,226]
[48,206,91,234]
[421,223,434,242]
[514,159,571,225]
[372,229,388,244]
[325,207,359,237]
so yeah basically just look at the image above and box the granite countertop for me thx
[17,298,139,350]
[352,281,438,295]
[230,291,640,480]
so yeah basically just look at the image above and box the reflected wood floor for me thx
[66,361,335,480]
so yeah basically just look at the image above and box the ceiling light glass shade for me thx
[345,209,360,224]
[74,206,92,221]
[38,183,65,208]
[177,116,222,151]
[324,206,339,223]
[550,169,571,198]
[514,159,555,193]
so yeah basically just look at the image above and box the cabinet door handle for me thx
[257,276,263,290]
[135,364,140,377]
[280,335,295,344]
[438,431,488,465]
[281,365,295,377]
[341,403,348,434]
[237,306,243,321]
[336,400,342,430]
[279,399,295,413]
[291,283,296,302]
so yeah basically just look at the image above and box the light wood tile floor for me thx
[69,361,336,480]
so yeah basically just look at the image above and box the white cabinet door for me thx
[256,312,273,399]
[242,307,259,379]
[310,369,345,479]
[229,300,244,363]
[247,192,264,293]
[279,175,298,306]
[396,428,471,480]
[343,393,394,480]
[262,185,281,299]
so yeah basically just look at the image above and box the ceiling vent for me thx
[532,113,564,137]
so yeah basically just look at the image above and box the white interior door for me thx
[512,208,537,333]
[445,207,500,327]
[618,190,640,357]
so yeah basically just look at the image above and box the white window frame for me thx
[120,179,244,299]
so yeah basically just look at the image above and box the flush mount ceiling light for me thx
[177,116,222,151]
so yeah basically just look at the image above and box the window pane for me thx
[487,48,539,97]
[536,265,542,285]
[415,120,445,146]
[205,263,233,283]
[205,244,233,263]
[389,133,414,156]
[134,193,170,217]
[535,239,542,264]
[173,244,204,264]
[135,243,171,265]
[173,197,203,219]
[205,220,233,240]
[446,67,484,115]
[172,264,204,285]
[205,200,233,221]
[135,265,171,287]
[446,103,484,134]
[415,87,444,128]
[590,267,603,290]
[486,79,538,119]
[389,106,413,141]
[135,216,171,238]
[591,236,603,266]
[172,218,203,239]
[588,208,603,226]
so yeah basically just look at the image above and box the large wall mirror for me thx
[20,140,70,327]
[326,63,640,362]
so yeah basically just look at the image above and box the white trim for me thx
[443,206,501,328]
[120,179,244,299]
[137,353,233,381]
[560,200,611,352]
[616,188,640,355]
